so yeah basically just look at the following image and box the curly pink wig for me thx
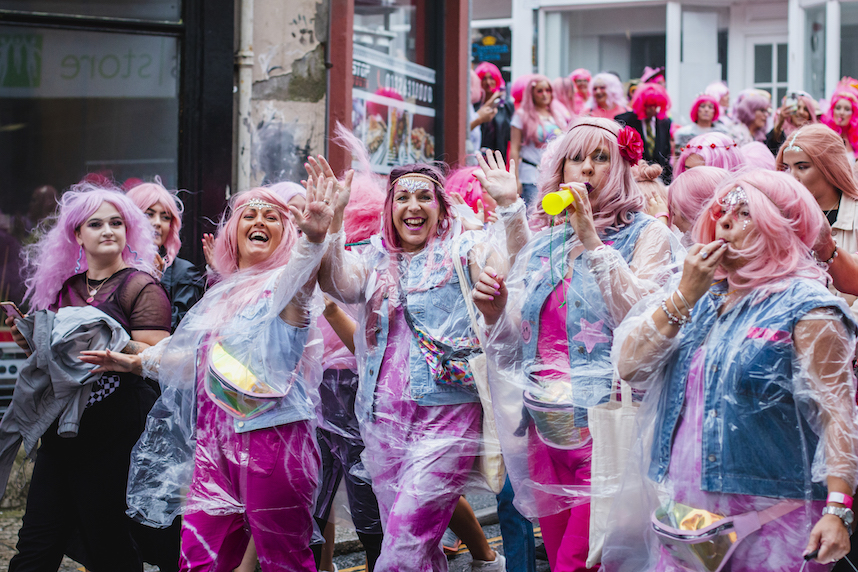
[518,74,572,146]
[690,94,721,124]
[630,83,671,120]
[534,117,646,232]
[692,169,827,291]
[474,62,505,93]
[822,91,858,156]
[668,166,729,228]
[212,187,297,277]
[775,123,858,200]
[23,183,157,310]
[586,73,627,111]
[126,179,184,266]
[675,132,743,176]
[382,163,454,252]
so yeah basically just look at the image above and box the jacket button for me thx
[708,454,716,462]
[238,421,245,428]
[709,409,717,418]
[574,300,581,308]
[369,369,374,376]
[578,346,585,354]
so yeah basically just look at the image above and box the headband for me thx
[242,198,281,212]
[567,123,643,165]
[783,132,802,154]
[390,173,443,193]
[682,141,738,152]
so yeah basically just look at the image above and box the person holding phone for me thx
[766,91,817,155]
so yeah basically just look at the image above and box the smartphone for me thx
[1,301,23,321]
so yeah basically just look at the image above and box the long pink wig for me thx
[693,169,827,291]
[344,173,386,245]
[518,74,572,145]
[510,74,535,109]
[689,94,721,124]
[23,183,157,310]
[552,76,576,115]
[212,188,297,277]
[675,132,743,177]
[821,90,858,155]
[668,166,729,227]
[126,179,184,266]
[775,123,858,200]
[382,163,454,253]
[586,73,627,111]
[630,83,671,120]
[474,62,505,93]
[535,117,646,232]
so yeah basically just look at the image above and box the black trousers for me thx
[9,379,159,572]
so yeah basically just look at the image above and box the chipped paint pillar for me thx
[244,0,328,187]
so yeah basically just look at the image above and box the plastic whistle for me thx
[542,182,592,216]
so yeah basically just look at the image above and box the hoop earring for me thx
[74,246,83,273]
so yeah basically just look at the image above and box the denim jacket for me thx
[520,212,657,427]
[357,232,482,423]
[649,278,857,499]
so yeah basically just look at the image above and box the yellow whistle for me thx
[542,188,575,216]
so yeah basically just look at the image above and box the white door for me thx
[745,35,789,104]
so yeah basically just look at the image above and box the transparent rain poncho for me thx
[126,235,328,534]
[483,210,681,520]
[319,220,500,568]
[600,273,858,572]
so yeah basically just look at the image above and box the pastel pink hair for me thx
[22,183,157,310]
[446,166,487,214]
[344,173,386,245]
[534,117,646,231]
[675,132,743,177]
[570,68,591,83]
[474,62,505,93]
[510,74,535,109]
[469,70,482,105]
[212,187,297,277]
[586,73,627,111]
[693,169,827,291]
[382,163,454,253]
[704,81,729,103]
[552,76,576,114]
[690,94,721,124]
[126,179,184,266]
[630,83,671,120]
[268,181,306,205]
[778,93,818,138]
[821,90,858,155]
[775,123,858,200]
[518,74,572,145]
[741,142,777,170]
[668,166,729,227]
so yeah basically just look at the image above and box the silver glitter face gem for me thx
[742,219,750,231]
[721,186,748,209]
[395,177,434,193]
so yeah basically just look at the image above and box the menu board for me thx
[352,44,436,174]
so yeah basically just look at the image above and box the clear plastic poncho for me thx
[127,236,328,528]
[600,272,858,572]
[483,212,680,520]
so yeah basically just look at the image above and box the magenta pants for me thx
[528,428,598,572]
[179,396,320,572]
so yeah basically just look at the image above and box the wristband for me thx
[827,491,853,509]
[654,211,669,220]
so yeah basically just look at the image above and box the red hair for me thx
[630,83,671,120]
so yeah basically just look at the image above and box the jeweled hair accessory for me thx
[243,198,280,212]
[784,132,803,154]
[720,186,748,209]
[391,173,442,193]
[683,142,738,152]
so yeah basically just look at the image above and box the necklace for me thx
[709,279,740,297]
[85,274,109,304]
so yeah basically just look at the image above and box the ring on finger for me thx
[323,199,330,205]
[701,250,710,260]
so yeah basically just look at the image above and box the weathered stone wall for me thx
[250,0,328,186]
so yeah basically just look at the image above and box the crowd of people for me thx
[2,64,858,572]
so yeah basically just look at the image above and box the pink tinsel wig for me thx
[630,83,671,120]
[693,169,827,291]
[22,183,157,310]
[212,187,298,277]
[534,117,646,232]
[126,179,184,266]
[382,163,454,252]
[689,94,721,124]
[474,62,505,93]
[675,132,743,176]
[821,90,858,156]
[775,123,858,201]
[518,74,572,146]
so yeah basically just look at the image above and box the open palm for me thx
[473,150,519,208]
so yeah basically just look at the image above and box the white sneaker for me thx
[471,551,506,571]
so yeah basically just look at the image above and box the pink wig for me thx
[821,90,858,155]
[733,93,771,127]
[446,166,488,214]
[23,183,157,310]
[474,62,505,93]
[704,81,729,103]
[630,83,671,120]
[126,179,184,266]
[741,142,777,170]
[470,70,482,105]
[518,74,572,145]
[269,181,306,206]
[692,169,827,291]
[689,94,721,124]
[344,173,386,245]
[668,166,728,227]
[586,73,627,111]
[382,163,454,253]
[778,93,818,138]
[775,123,858,200]
[569,68,591,83]
[552,76,576,114]
[212,187,297,277]
[510,74,535,109]
[675,132,743,176]
[534,117,646,232]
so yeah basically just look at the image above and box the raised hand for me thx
[473,150,519,209]
[677,240,727,307]
[473,265,508,326]
[306,155,353,219]
[294,174,338,243]
[201,233,217,271]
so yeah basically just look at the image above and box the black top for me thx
[478,99,515,161]
[160,257,205,331]
[614,111,674,184]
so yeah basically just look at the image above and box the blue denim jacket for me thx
[356,232,482,423]
[649,278,857,499]
[520,213,657,427]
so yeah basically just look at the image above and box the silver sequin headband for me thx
[243,198,280,212]
[391,173,442,193]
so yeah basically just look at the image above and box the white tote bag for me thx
[586,377,639,567]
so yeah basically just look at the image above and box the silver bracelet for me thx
[660,298,689,327]
[673,290,692,313]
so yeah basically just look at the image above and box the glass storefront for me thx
[0,1,181,21]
